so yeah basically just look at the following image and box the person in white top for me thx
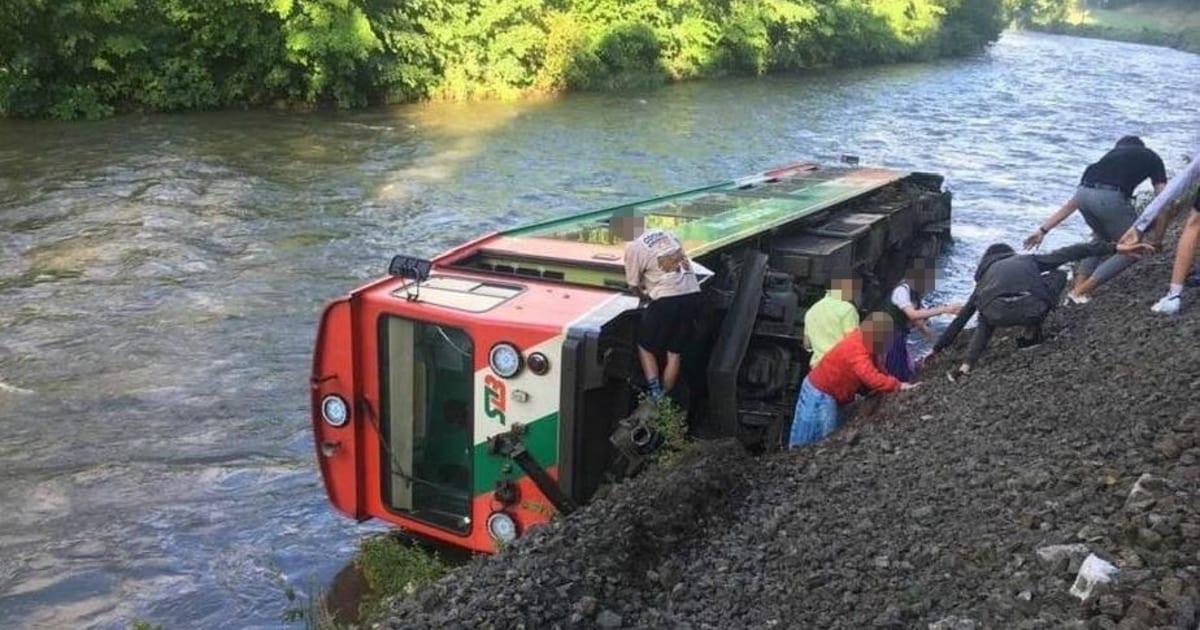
[1118,149,1200,315]
[882,261,961,380]
[612,209,702,401]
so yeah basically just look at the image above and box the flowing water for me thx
[0,31,1197,630]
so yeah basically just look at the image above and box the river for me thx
[0,31,1197,630]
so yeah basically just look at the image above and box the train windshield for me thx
[378,316,474,534]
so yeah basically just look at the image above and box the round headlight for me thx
[489,343,522,379]
[486,511,518,543]
[321,395,349,427]
[527,352,550,376]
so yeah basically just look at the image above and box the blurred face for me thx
[832,276,859,303]
[909,261,941,293]
[862,315,895,354]
[612,214,645,242]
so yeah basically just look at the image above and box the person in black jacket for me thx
[932,240,1154,380]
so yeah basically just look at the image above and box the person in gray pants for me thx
[1024,136,1167,304]
[932,239,1154,381]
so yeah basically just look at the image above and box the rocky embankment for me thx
[380,243,1199,630]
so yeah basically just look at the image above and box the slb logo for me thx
[484,375,507,425]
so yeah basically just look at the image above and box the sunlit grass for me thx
[1075,4,1200,33]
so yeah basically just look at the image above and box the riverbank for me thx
[1027,3,1200,54]
[373,233,1199,628]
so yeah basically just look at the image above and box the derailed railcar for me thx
[311,161,952,552]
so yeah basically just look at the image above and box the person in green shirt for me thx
[803,268,861,367]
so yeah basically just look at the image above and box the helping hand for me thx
[1118,226,1141,248]
[1116,241,1156,257]
[1023,229,1044,250]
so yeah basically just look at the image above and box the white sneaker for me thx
[1064,292,1090,306]
[1151,294,1181,315]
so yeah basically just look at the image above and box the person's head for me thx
[904,258,938,292]
[829,266,859,303]
[976,243,1015,279]
[611,207,644,242]
[860,312,896,354]
[1115,135,1145,149]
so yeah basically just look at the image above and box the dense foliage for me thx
[0,0,1014,119]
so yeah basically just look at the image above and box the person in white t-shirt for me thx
[882,260,961,380]
[612,209,702,401]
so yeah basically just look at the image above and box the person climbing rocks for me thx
[789,312,917,449]
[1024,136,1168,304]
[803,267,861,367]
[1114,148,1200,315]
[882,259,961,381]
[1148,194,1200,315]
[614,208,702,402]
[933,239,1155,381]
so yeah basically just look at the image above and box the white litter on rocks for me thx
[928,616,978,630]
[1069,553,1119,601]
[1035,543,1091,565]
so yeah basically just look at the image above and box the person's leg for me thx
[662,352,682,392]
[636,300,666,398]
[790,377,819,448]
[1171,210,1200,287]
[1074,235,1102,293]
[1153,209,1200,314]
[883,329,912,381]
[1073,195,1138,298]
[958,317,996,374]
[661,293,700,393]
[1071,189,1110,293]
[814,393,841,442]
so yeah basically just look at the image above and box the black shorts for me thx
[638,292,702,355]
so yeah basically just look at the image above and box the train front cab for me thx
[311,266,625,553]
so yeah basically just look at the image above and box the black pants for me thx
[637,292,702,355]
[967,270,1067,365]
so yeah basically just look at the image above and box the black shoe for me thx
[1016,331,1044,350]
[946,368,968,383]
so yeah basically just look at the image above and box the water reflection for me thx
[0,31,1197,630]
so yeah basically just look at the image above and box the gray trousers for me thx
[1074,186,1137,286]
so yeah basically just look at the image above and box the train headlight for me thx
[489,343,522,378]
[486,511,518,543]
[321,395,349,427]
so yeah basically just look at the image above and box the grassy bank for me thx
[1030,2,1200,53]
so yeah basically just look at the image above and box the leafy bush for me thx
[0,0,1019,119]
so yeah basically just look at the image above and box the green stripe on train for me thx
[472,412,559,495]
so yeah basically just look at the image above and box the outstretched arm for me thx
[849,343,902,392]
[932,293,977,352]
[1025,196,1079,249]
[1031,242,1116,271]
[1032,241,1155,271]
[900,303,958,322]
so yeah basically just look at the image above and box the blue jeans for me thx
[789,377,840,448]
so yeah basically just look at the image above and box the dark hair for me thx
[983,243,1014,257]
[1115,135,1145,148]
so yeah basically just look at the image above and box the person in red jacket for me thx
[789,312,918,448]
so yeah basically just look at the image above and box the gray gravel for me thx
[381,241,1200,630]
